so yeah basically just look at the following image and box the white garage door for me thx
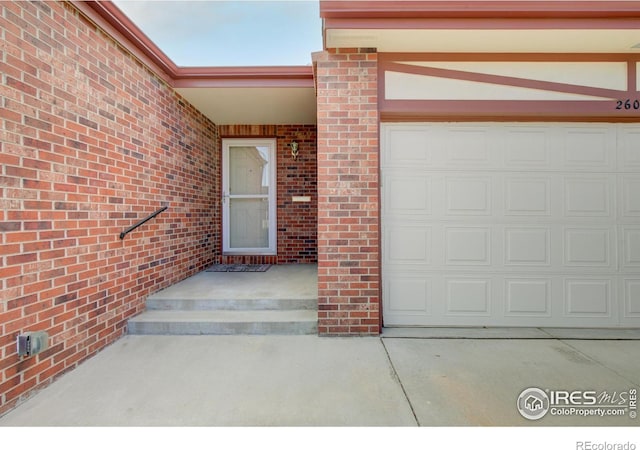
[381,123,640,327]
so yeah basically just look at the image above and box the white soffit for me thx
[325,29,640,53]
[175,87,317,125]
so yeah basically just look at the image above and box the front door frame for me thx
[222,138,277,255]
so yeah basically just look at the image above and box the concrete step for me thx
[128,310,318,335]
[146,297,317,311]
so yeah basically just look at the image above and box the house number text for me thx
[616,99,640,110]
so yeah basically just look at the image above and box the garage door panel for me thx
[383,174,432,216]
[385,225,431,265]
[381,123,640,327]
[382,123,639,327]
[445,176,492,215]
[502,127,552,169]
[505,177,552,216]
[383,274,622,327]
[563,227,616,268]
[445,278,492,315]
[443,127,493,167]
[624,279,640,318]
[617,128,640,171]
[382,126,433,167]
[563,176,614,217]
[445,227,491,265]
[504,227,551,266]
[505,278,552,317]
[622,176,640,217]
[393,222,620,273]
[564,279,613,318]
[562,127,616,170]
[385,277,432,315]
[623,227,640,268]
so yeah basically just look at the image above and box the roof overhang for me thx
[321,1,640,53]
[173,66,316,125]
[77,1,316,125]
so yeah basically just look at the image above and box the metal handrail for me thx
[119,206,168,239]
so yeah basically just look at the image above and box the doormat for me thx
[205,264,271,273]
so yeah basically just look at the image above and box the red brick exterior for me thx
[0,1,324,414]
[315,49,381,335]
[0,2,321,415]
[217,125,317,265]
[0,0,324,416]
[0,0,222,414]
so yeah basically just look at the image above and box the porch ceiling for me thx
[175,86,317,125]
[171,65,317,125]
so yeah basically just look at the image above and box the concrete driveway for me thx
[1,332,639,426]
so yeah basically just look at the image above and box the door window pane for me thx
[229,146,270,195]
[229,198,269,248]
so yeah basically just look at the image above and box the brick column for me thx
[315,48,380,335]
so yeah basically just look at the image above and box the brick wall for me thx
[314,49,380,335]
[218,125,317,264]
[0,1,219,414]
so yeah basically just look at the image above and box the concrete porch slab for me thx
[148,264,317,301]
[130,264,319,336]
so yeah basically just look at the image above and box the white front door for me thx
[222,139,276,255]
